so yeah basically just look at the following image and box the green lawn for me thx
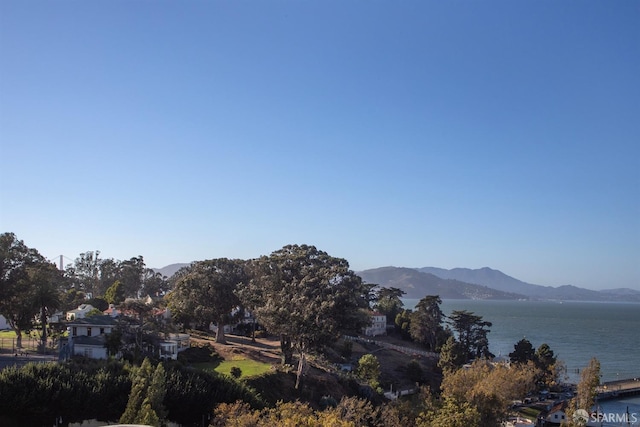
[516,406,542,419]
[0,330,43,338]
[195,359,272,378]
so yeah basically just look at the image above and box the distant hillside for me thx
[416,267,640,302]
[357,267,526,300]
[153,263,190,278]
[416,267,554,297]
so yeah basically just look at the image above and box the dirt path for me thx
[191,333,282,364]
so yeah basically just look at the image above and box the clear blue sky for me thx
[1,1,638,290]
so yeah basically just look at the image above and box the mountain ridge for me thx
[356,266,527,300]
[414,266,640,302]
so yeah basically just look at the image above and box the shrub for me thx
[340,340,353,359]
[177,343,221,364]
[406,359,424,383]
[230,366,242,378]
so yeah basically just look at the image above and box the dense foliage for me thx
[0,359,263,426]
[0,359,130,424]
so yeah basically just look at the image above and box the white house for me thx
[158,333,190,360]
[545,401,568,425]
[364,312,387,336]
[61,315,118,360]
[66,304,97,320]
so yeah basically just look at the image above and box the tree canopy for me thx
[373,287,405,324]
[167,258,245,344]
[250,244,371,388]
[509,338,535,364]
[0,232,66,348]
[448,310,493,361]
[409,295,447,351]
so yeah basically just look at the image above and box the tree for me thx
[61,288,86,312]
[575,358,600,415]
[236,259,267,343]
[119,298,161,360]
[409,295,445,351]
[105,327,123,356]
[535,343,564,389]
[417,396,481,427]
[406,359,424,383]
[86,296,109,312]
[28,261,65,350]
[66,251,102,297]
[0,233,49,348]
[230,366,242,379]
[141,268,169,297]
[357,354,381,389]
[104,280,125,305]
[509,338,535,364]
[441,359,537,426]
[437,336,467,373]
[394,309,412,340]
[120,358,154,424]
[535,343,556,368]
[143,362,168,425]
[168,258,245,344]
[251,244,371,389]
[448,310,493,360]
[373,287,405,324]
[120,358,167,426]
[118,256,145,298]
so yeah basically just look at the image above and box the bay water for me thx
[405,299,640,425]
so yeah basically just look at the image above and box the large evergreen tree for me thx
[251,244,371,388]
[448,310,493,360]
[0,233,60,348]
[509,338,535,364]
[409,295,445,351]
[120,358,155,424]
[167,258,245,343]
[438,336,467,372]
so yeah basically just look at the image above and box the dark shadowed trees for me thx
[0,233,58,348]
[373,287,405,324]
[438,336,467,372]
[509,338,535,364]
[409,295,445,351]
[30,261,66,349]
[448,310,493,361]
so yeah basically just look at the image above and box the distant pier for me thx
[596,377,640,400]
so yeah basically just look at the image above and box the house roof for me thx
[68,304,95,313]
[547,401,568,415]
[66,315,118,327]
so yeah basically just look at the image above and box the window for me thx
[72,327,77,336]
[87,327,92,337]
[100,328,105,335]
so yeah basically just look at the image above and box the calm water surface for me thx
[406,299,640,425]
[405,299,640,382]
